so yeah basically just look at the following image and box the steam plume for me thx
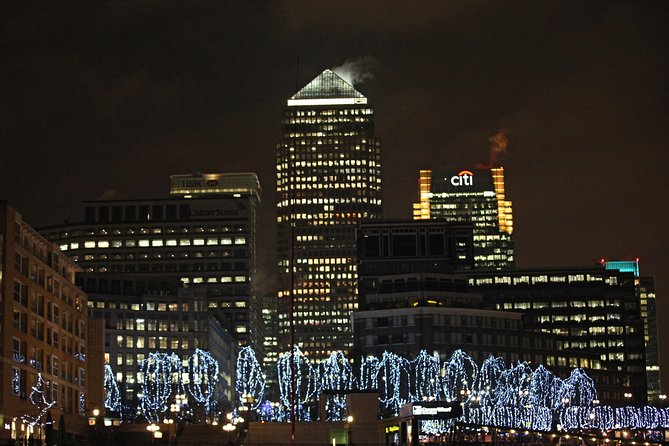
[332,56,377,86]
[476,128,508,169]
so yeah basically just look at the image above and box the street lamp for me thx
[147,423,161,445]
[346,415,353,446]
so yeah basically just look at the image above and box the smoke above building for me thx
[332,56,377,86]
[477,128,508,169]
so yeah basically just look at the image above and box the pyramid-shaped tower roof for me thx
[287,69,368,106]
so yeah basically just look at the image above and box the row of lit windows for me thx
[472,274,618,286]
[283,175,378,184]
[54,225,246,238]
[60,236,246,251]
[502,300,620,310]
[277,198,380,209]
[538,314,621,323]
[279,182,379,191]
[116,335,195,350]
[79,253,247,264]
[278,212,370,221]
[286,116,371,124]
[180,276,247,284]
[292,109,372,116]
[278,159,379,169]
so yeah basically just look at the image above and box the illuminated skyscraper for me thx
[276,69,382,359]
[603,259,661,402]
[413,167,514,269]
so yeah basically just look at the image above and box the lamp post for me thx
[346,415,353,446]
[147,423,161,446]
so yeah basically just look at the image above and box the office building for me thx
[261,294,278,397]
[353,220,616,401]
[0,201,101,444]
[276,69,382,359]
[87,284,238,409]
[602,259,661,401]
[413,168,514,269]
[40,172,262,354]
[469,267,648,404]
[356,220,474,311]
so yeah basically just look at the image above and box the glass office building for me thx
[603,259,661,401]
[413,168,514,270]
[276,69,382,359]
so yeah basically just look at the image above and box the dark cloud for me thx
[2,0,669,388]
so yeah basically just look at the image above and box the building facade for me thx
[40,172,262,354]
[413,168,514,270]
[354,220,645,404]
[0,202,98,444]
[602,259,661,402]
[469,267,648,404]
[261,294,278,398]
[87,285,238,410]
[276,69,382,359]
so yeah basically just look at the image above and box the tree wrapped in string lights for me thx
[104,364,121,412]
[442,350,477,403]
[358,355,379,392]
[376,351,411,415]
[187,349,219,415]
[139,352,179,422]
[277,347,318,421]
[235,346,265,411]
[22,373,56,428]
[319,351,353,420]
[410,350,441,402]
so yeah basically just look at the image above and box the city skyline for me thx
[1,2,668,389]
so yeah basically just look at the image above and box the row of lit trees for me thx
[98,346,669,431]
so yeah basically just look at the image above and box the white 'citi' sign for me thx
[450,170,474,187]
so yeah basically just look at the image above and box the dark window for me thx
[139,206,149,221]
[152,205,163,220]
[179,204,191,221]
[98,207,109,222]
[392,234,416,257]
[363,235,380,258]
[429,234,445,256]
[84,207,96,223]
[111,206,122,222]
[125,206,137,221]
[166,205,177,220]
[377,317,390,328]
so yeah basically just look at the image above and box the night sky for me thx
[2,2,668,391]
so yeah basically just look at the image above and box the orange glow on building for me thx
[491,167,513,235]
[412,169,432,220]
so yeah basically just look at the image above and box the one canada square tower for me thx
[276,69,382,360]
